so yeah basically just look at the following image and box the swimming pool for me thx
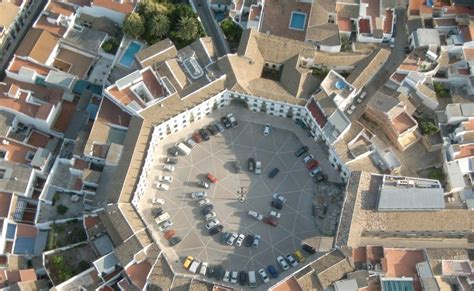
[289,11,307,31]
[119,41,142,68]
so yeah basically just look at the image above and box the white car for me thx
[204,211,217,220]
[303,154,314,164]
[272,193,287,204]
[226,233,238,245]
[191,191,207,199]
[152,198,165,205]
[159,175,173,183]
[277,256,289,271]
[231,271,238,283]
[285,254,298,267]
[205,219,220,230]
[235,234,245,247]
[390,37,395,48]
[163,164,175,172]
[248,210,263,220]
[223,271,230,282]
[269,211,281,219]
[158,220,173,231]
[157,183,170,191]
[263,123,272,136]
[258,269,270,283]
[309,167,322,177]
[198,198,211,207]
[255,161,262,174]
[199,262,208,276]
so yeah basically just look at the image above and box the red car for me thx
[207,173,218,183]
[306,160,319,170]
[263,217,278,226]
[193,132,202,143]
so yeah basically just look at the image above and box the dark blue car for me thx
[267,265,278,278]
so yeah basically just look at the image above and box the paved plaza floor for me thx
[138,105,341,286]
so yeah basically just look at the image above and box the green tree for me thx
[220,18,242,44]
[138,0,167,16]
[176,16,199,42]
[123,12,145,39]
[419,119,439,135]
[56,204,68,215]
[428,168,445,182]
[146,14,170,42]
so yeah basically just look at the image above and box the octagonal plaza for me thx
[137,105,341,288]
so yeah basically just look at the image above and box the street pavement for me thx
[192,0,230,57]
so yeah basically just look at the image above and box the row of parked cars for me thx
[295,145,328,182]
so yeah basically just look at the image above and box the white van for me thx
[248,271,257,288]
[155,212,170,224]
[188,260,200,274]
[176,142,192,156]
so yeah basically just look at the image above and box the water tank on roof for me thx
[335,80,346,90]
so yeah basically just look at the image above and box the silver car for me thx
[227,233,238,245]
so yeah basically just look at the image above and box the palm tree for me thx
[176,16,199,42]
[148,14,170,41]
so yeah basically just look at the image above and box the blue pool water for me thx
[119,41,142,67]
[290,12,306,30]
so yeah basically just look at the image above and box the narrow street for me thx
[192,0,230,57]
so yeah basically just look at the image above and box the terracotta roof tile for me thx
[93,0,137,14]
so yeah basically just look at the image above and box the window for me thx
[25,151,35,161]
[0,169,6,179]
[0,151,6,159]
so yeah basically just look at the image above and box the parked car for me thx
[167,146,179,156]
[198,198,211,207]
[271,200,283,210]
[263,123,272,136]
[198,180,210,189]
[293,249,305,262]
[207,173,218,183]
[207,124,218,135]
[248,158,255,172]
[268,210,281,219]
[258,269,270,283]
[231,271,238,284]
[164,229,176,240]
[238,270,248,286]
[205,219,220,230]
[357,91,367,103]
[306,159,319,170]
[169,236,181,246]
[302,154,314,164]
[235,234,245,247]
[151,207,164,217]
[214,266,225,280]
[244,235,254,247]
[204,211,217,220]
[152,198,165,205]
[221,232,231,244]
[157,183,169,191]
[159,175,173,183]
[302,243,316,254]
[191,191,207,199]
[201,204,214,215]
[213,122,224,133]
[309,167,322,177]
[248,210,263,220]
[200,262,208,276]
[199,128,210,141]
[277,256,289,271]
[295,146,309,157]
[185,137,197,149]
[209,224,223,235]
[390,37,395,48]
[267,265,278,278]
[313,172,328,183]
[263,217,278,226]
[285,254,298,267]
[255,161,262,174]
[223,271,230,282]
[193,132,203,143]
[221,116,232,128]
[183,256,194,269]
[268,168,279,178]
[163,164,175,172]
[404,46,411,54]
[165,157,178,164]
[272,193,287,204]
[233,160,241,173]
[226,233,238,245]
[158,220,173,231]
[227,113,238,127]
[252,234,261,248]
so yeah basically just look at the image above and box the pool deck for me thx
[259,0,311,41]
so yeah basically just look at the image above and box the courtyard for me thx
[138,105,341,287]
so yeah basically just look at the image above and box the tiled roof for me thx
[92,0,137,14]
[16,28,59,64]
[126,260,152,289]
